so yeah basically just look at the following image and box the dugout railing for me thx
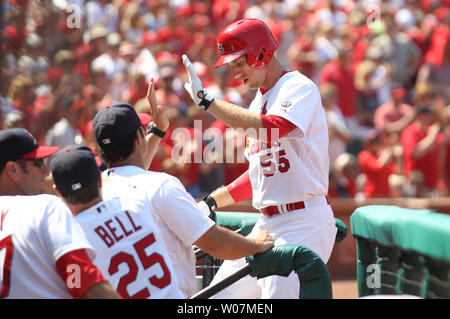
[350,205,450,299]
[193,211,348,299]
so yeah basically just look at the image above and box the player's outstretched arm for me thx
[198,170,252,217]
[194,225,273,260]
[182,54,264,139]
[143,78,169,168]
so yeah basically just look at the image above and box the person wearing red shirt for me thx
[358,131,397,198]
[401,105,444,193]
[320,46,357,120]
[441,107,450,195]
[374,88,415,134]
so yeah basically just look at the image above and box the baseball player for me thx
[182,18,337,298]
[51,144,184,299]
[0,128,120,299]
[92,80,274,298]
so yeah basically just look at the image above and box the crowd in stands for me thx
[1,0,450,200]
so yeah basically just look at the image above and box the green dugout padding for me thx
[350,205,450,298]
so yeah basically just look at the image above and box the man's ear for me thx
[135,128,144,146]
[98,174,102,189]
[5,161,22,183]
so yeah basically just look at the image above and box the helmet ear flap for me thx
[248,48,270,68]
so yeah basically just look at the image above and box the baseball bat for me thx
[190,263,251,299]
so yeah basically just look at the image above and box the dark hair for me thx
[0,162,6,176]
[59,179,100,205]
[99,128,144,165]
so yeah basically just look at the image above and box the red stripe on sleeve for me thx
[260,114,297,143]
[56,249,108,299]
[225,170,252,203]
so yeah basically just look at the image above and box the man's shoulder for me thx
[0,194,62,208]
[102,166,181,191]
[279,71,318,94]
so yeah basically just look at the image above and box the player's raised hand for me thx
[147,77,169,131]
[182,54,215,110]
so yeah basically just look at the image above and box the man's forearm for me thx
[144,134,163,169]
[208,99,263,137]
[209,186,236,208]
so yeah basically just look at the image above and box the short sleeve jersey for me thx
[101,166,214,298]
[245,71,330,209]
[74,196,184,299]
[0,194,95,298]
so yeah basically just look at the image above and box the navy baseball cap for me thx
[93,102,141,150]
[0,128,60,163]
[50,145,100,194]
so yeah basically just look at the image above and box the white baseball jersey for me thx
[74,196,184,299]
[101,166,215,298]
[245,71,329,209]
[0,194,95,299]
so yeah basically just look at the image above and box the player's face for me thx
[16,158,47,195]
[228,55,265,89]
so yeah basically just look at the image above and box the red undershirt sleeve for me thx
[225,170,252,203]
[260,114,297,143]
[55,248,108,299]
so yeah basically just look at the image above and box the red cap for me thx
[138,113,152,126]
[392,88,407,99]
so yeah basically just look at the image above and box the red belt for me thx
[260,197,330,217]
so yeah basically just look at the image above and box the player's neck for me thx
[261,58,285,92]
[107,149,146,170]
[68,197,103,216]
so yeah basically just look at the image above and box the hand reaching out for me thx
[147,78,169,131]
[250,230,274,253]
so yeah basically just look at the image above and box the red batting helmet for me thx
[214,19,278,69]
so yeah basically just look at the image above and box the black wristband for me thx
[146,123,166,138]
[204,195,218,211]
[199,97,214,111]
[197,91,214,111]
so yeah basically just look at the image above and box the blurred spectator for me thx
[120,1,145,44]
[8,75,36,132]
[3,110,25,129]
[416,22,450,102]
[357,130,397,198]
[286,25,317,80]
[388,173,407,197]
[155,64,184,111]
[379,12,422,89]
[320,45,357,126]
[45,95,86,148]
[16,33,49,78]
[0,67,15,120]
[314,21,339,72]
[333,153,359,198]
[374,87,416,135]
[400,105,444,196]
[320,83,351,169]
[442,106,450,195]
[357,45,392,108]
[91,33,126,80]
[85,0,119,33]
